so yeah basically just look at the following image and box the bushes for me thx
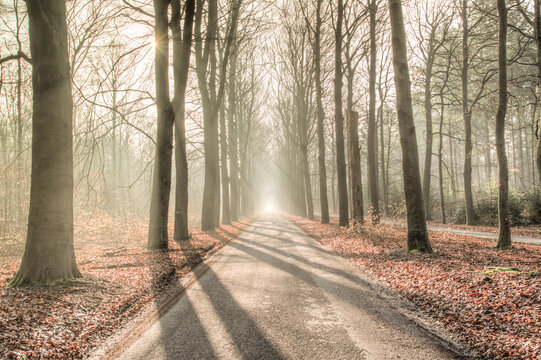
[386,187,541,226]
[444,189,541,226]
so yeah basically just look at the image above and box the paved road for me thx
[118,215,459,360]
[385,220,541,246]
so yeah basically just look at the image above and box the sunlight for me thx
[265,202,275,213]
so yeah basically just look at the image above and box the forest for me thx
[0,0,540,359]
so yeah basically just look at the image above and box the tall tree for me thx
[11,0,82,285]
[348,111,364,225]
[228,44,240,222]
[535,0,541,189]
[367,0,379,223]
[335,0,349,227]
[195,0,240,230]
[148,0,175,249]
[388,0,432,252]
[173,0,196,241]
[462,0,477,225]
[495,0,511,249]
[313,0,330,224]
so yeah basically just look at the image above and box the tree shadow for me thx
[169,236,285,359]
[143,246,218,359]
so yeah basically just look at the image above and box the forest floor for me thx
[288,215,541,360]
[0,214,256,359]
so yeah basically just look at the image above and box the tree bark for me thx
[462,0,477,225]
[367,0,380,224]
[172,0,196,241]
[534,0,541,190]
[11,0,82,285]
[496,0,511,249]
[423,38,435,221]
[348,111,364,225]
[314,0,329,224]
[220,104,231,224]
[388,0,432,253]
[228,46,240,222]
[335,0,349,227]
[148,0,175,249]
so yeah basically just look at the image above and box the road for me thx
[384,220,541,246]
[117,214,459,360]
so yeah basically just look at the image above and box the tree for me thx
[173,0,196,241]
[11,0,82,285]
[195,0,240,230]
[228,43,241,222]
[462,0,477,225]
[348,111,364,225]
[367,0,379,223]
[410,0,450,221]
[388,0,432,252]
[335,0,349,227]
[148,0,175,249]
[495,0,511,249]
[312,0,330,224]
[535,0,541,189]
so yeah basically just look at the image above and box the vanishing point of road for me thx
[117,214,460,360]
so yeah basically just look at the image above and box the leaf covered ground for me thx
[0,216,255,359]
[288,215,540,360]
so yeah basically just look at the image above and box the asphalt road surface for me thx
[117,214,459,360]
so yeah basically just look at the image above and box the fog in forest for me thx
[0,0,539,276]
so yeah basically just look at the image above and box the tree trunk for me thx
[388,0,432,253]
[228,46,240,222]
[517,108,525,187]
[348,111,364,225]
[314,0,329,224]
[335,0,349,227]
[219,105,231,224]
[172,0,195,241]
[462,0,477,225]
[438,92,446,224]
[367,0,380,224]
[11,0,81,285]
[148,0,174,249]
[535,0,541,191]
[496,0,511,249]
[423,42,434,221]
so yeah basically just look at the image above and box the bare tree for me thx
[335,0,349,227]
[495,0,511,249]
[173,0,196,241]
[11,0,81,285]
[148,0,174,249]
[388,0,432,252]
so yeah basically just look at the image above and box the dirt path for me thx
[115,214,460,360]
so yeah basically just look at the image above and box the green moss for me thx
[482,267,520,274]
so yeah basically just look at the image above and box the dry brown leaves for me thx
[0,217,256,359]
[288,215,541,360]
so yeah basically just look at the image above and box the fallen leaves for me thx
[0,216,256,359]
[288,215,541,360]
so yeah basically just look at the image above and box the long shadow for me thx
[234,234,364,285]
[231,222,338,257]
[146,247,218,359]
[173,236,285,360]
[226,237,457,343]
